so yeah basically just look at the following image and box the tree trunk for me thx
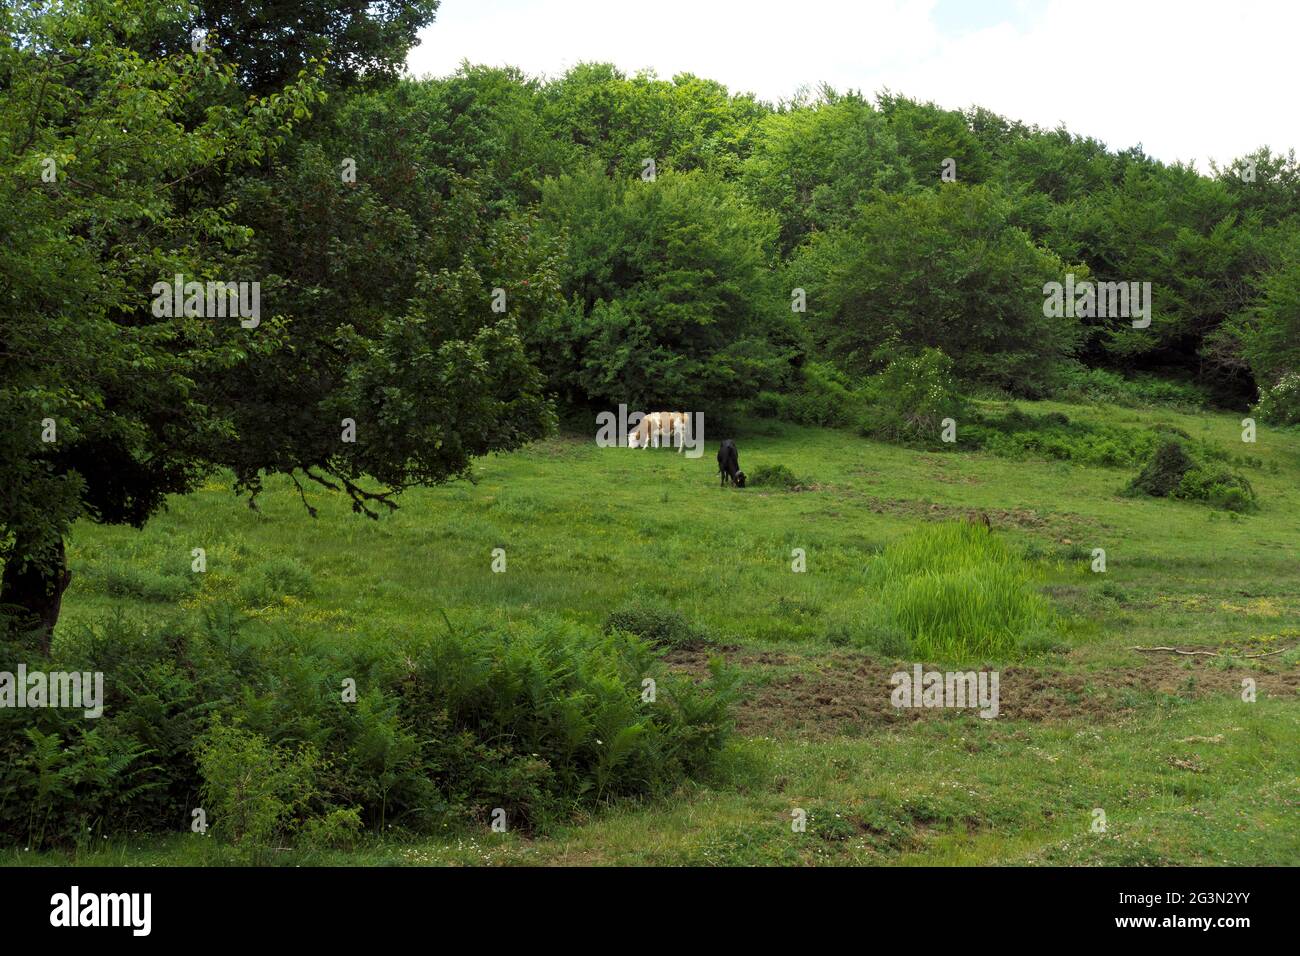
[0,536,71,655]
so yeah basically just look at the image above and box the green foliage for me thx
[0,2,556,633]
[1125,440,1257,512]
[1054,367,1210,411]
[196,719,324,851]
[183,0,442,96]
[0,607,737,847]
[1174,466,1257,513]
[237,558,314,607]
[746,464,807,490]
[792,185,1081,395]
[536,166,797,408]
[539,63,768,180]
[0,0,323,602]
[604,604,708,649]
[859,349,965,445]
[91,561,197,604]
[742,91,911,253]
[749,362,863,427]
[965,409,1160,468]
[222,141,559,514]
[865,523,1058,661]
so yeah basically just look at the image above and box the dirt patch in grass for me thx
[661,645,792,676]
[857,497,1108,540]
[665,647,1299,738]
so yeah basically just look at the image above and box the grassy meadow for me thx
[16,397,1300,866]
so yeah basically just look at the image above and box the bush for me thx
[94,560,196,603]
[604,603,708,649]
[1253,371,1300,426]
[860,348,965,445]
[864,523,1058,661]
[1125,440,1195,497]
[751,363,864,427]
[0,608,739,848]
[963,408,1221,470]
[1125,440,1257,511]
[195,719,324,851]
[747,464,807,490]
[1176,466,1257,512]
[238,557,314,607]
[1055,366,1209,410]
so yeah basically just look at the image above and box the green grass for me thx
[18,397,1300,865]
[866,522,1057,660]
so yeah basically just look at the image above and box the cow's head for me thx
[735,471,746,488]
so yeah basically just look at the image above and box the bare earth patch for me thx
[665,647,1299,739]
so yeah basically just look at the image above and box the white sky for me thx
[405,0,1299,170]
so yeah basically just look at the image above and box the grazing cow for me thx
[717,439,745,487]
[966,510,992,531]
[629,411,691,449]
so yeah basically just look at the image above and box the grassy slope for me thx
[18,399,1300,865]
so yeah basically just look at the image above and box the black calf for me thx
[717,440,745,488]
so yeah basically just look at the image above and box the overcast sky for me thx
[405,0,1298,170]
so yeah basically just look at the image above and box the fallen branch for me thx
[1129,645,1291,659]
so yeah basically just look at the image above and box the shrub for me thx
[0,608,739,848]
[1125,440,1258,511]
[747,464,807,490]
[860,348,965,445]
[604,603,708,649]
[1126,439,1195,497]
[1176,466,1257,512]
[93,560,195,603]
[1253,371,1300,426]
[238,557,314,607]
[965,409,1222,470]
[1055,366,1209,410]
[864,523,1058,661]
[195,719,324,850]
[751,363,864,427]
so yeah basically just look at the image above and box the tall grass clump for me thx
[866,523,1056,661]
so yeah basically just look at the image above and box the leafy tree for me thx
[217,145,558,512]
[742,90,911,255]
[875,92,993,188]
[791,184,1081,395]
[171,0,442,95]
[536,166,799,409]
[0,0,553,646]
[1214,148,1300,229]
[539,63,768,181]
[1230,232,1300,422]
[0,0,319,645]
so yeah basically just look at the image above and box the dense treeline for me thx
[357,63,1299,417]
